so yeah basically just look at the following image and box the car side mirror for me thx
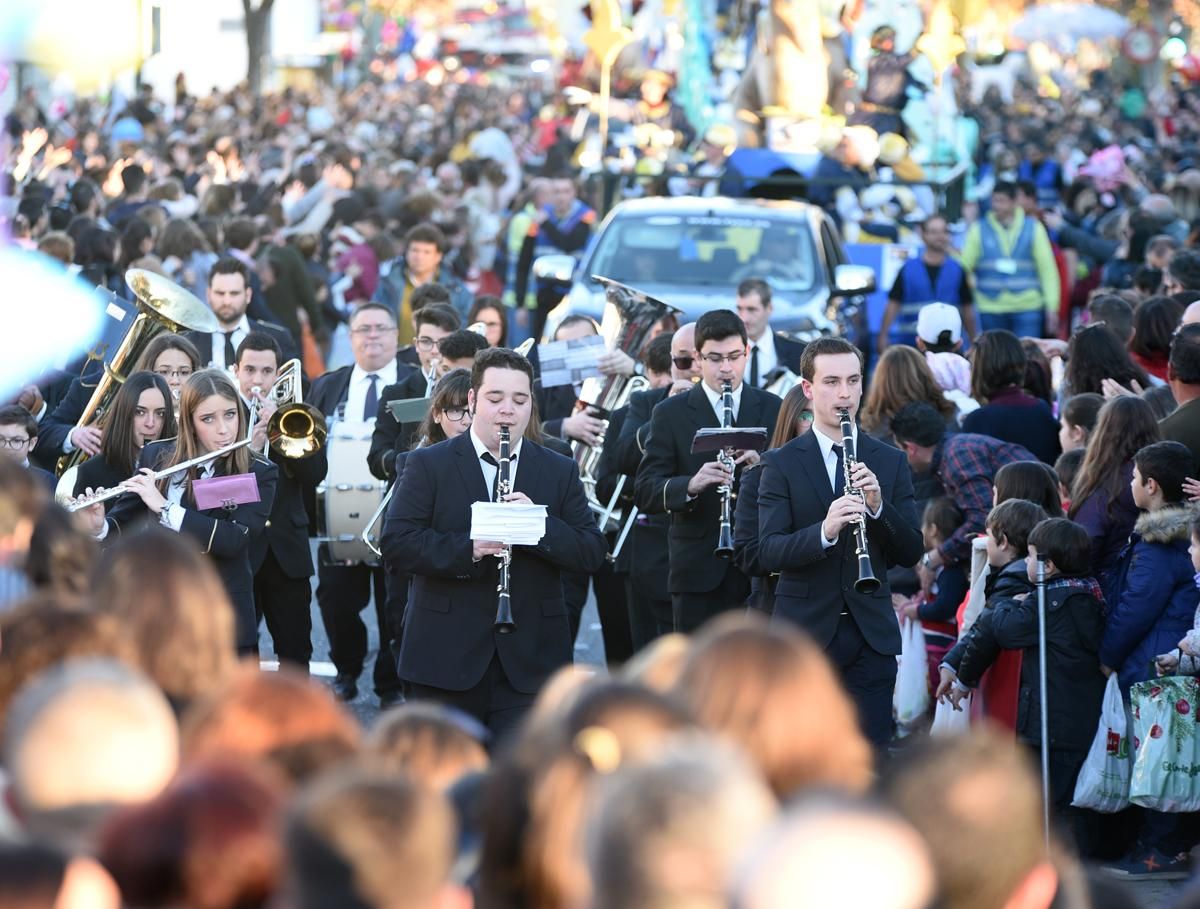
[533,254,576,283]
[833,264,876,296]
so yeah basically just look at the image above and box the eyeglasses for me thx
[441,406,470,422]
[350,324,395,336]
[700,351,746,366]
[799,410,814,423]
[415,336,445,351]
[0,437,30,449]
[156,367,193,379]
[671,355,695,370]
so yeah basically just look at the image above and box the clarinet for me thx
[494,425,517,633]
[714,380,736,559]
[837,407,881,594]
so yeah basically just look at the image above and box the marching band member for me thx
[734,279,806,389]
[233,332,328,673]
[71,370,176,507]
[757,337,923,747]
[184,258,297,372]
[307,303,411,706]
[634,310,782,633]
[77,369,278,657]
[34,334,200,466]
[381,348,606,739]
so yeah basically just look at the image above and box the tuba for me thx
[572,277,679,531]
[57,269,219,475]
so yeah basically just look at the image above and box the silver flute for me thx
[836,407,880,594]
[494,425,516,633]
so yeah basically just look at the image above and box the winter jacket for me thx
[990,577,1107,752]
[944,559,1033,674]
[1100,506,1200,694]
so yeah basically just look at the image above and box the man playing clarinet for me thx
[757,337,923,748]
[381,347,606,740]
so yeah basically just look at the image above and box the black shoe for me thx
[378,690,405,710]
[332,673,358,702]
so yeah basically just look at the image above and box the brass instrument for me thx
[63,438,253,512]
[573,277,679,532]
[494,425,516,633]
[57,269,219,475]
[714,380,736,559]
[252,358,327,459]
[837,407,880,594]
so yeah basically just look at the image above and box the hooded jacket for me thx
[1101,506,1200,694]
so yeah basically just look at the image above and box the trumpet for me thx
[494,425,516,633]
[714,380,736,559]
[63,438,253,513]
[836,407,880,594]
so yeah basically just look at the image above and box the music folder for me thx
[387,396,433,424]
[690,427,769,454]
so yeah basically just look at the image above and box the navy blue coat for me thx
[1100,506,1200,694]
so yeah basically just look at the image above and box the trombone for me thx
[249,359,328,459]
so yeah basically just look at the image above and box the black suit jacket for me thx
[250,444,327,579]
[615,385,670,476]
[534,380,580,439]
[757,429,923,655]
[381,431,606,693]
[34,364,103,464]
[104,440,278,650]
[308,357,418,423]
[185,319,299,370]
[367,370,431,481]
[634,382,782,595]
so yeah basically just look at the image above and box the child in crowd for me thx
[1058,393,1105,453]
[1054,449,1085,514]
[937,499,1046,706]
[1100,441,1198,695]
[0,405,54,492]
[950,515,1107,852]
[897,498,968,694]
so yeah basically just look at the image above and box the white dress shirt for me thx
[210,315,252,372]
[345,361,399,424]
[470,425,522,499]
[814,425,881,548]
[700,380,742,423]
[748,331,779,387]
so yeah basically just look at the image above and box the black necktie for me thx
[832,443,845,497]
[223,331,237,368]
[363,374,380,422]
[750,344,760,387]
[481,451,500,501]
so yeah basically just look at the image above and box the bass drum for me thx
[316,422,386,564]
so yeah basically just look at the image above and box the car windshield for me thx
[587,213,817,291]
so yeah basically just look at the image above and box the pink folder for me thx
[193,473,260,511]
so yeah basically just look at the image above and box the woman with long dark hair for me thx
[1068,396,1160,591]
[1129,296,1185,382]
[78,369,277,655]
[1063,323,1152,401]
[70,371,176,508]
[733,385,813,614]
[962,330,1060,464]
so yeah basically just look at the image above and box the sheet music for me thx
[537,335,606,389]
[470,502,547,545]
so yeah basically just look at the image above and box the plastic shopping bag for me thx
[1129,676,1200,813]
[930,693,972,736]
[1072,674,1131,812]
[894,618,930,726]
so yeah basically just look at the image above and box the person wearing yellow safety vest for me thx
[501,179,551,347]
[960,181,1060,339]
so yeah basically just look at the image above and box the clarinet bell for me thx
[495,591,516,634]
[714,523,734,560]
[854,554,881,594]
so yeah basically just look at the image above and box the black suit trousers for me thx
[827,612,898,748]
[671,569,750,635]
[315,549,401,696]
[254,548,313,668]
[408,651,532,746]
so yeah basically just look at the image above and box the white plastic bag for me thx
[1071,674,1131,813]
[894,618,930,726]
[930,693,972,736]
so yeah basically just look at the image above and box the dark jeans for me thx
[827,611,897,749]
[979,309,1045,338]
[407,651,533,746]
[315,550,401,697]
[253,549,313,669]
[671,569,750,635]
